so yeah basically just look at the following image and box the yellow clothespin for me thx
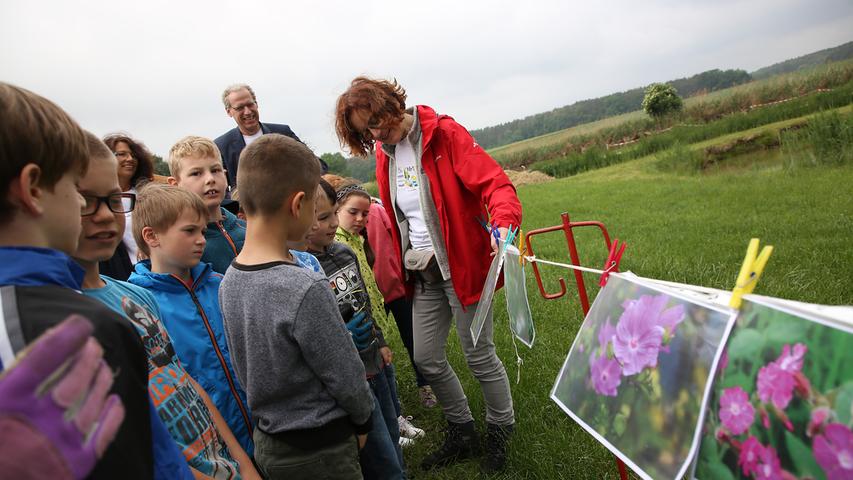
[729,238,773,309]
[517,229,527,266]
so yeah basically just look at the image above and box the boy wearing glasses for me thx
[74,132,259,479]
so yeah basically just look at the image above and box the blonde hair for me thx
[167,135,222,179]
[132,183,208,256]
[237,134,320,216]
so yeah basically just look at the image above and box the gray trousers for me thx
[412,279,514,426]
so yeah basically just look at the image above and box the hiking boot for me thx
[419,385,438,408]
[399,415,425,439]
[420,420,481,470]
[481,423,513,474]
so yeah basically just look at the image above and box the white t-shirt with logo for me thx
[395,136,433,251]
[242,129,264,147]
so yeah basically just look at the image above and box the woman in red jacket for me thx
[335,77,522,474]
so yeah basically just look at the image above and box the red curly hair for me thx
[335,77,407,157]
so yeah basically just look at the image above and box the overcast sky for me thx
[2,0,851,157]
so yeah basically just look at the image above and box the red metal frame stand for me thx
[525,212,629,480]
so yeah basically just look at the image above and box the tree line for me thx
[469,68,752,150]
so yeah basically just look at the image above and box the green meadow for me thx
[388,93,852,478]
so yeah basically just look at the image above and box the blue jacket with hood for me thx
[203,207,246,274]
[129,259,254,455]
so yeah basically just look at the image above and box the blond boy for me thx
[167,136,244,273]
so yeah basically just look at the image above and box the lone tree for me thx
[642,83,683,118]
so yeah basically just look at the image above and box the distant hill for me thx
[471,40,853,150]
[751,41,853,79]
[471,69,751,149]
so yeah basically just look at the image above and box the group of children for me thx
[0,82,426,479]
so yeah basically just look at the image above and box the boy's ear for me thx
[289,191,306,218]
[141,226,159,249]
[166,176,179,186]
[8,164,46,216]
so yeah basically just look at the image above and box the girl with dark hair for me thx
[335,76,523,474]
[102,134,154,192]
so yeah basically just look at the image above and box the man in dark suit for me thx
[214,84,326,190]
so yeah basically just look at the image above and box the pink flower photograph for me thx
[695,295,853,480]
[552,273,734,480]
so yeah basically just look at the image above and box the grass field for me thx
[386,138,853,478]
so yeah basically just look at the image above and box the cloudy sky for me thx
[2,0,851,157]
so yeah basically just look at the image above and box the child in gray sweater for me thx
[219,135,373,479]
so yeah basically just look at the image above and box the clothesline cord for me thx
[523,255,608,275]
[523,255,726,297]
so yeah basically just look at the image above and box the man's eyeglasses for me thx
[229,101,257,112]
[81,193,136,216]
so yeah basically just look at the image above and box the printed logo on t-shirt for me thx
[397,165,419,189]
[326,259,370,314]
[119,296,240,480]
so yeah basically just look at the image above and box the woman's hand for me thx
[490,227,510,256]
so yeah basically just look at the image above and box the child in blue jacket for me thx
[128,182,254,456]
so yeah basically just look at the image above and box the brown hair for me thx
[0,82,89,224]
[84,130,114,160]
[335,76,407,157]
[102,133,154,188]
[237,134,320,216]
[322,174,370,205]
[317,178,336,206]
[132,182,208,256]
[167,135,222,178]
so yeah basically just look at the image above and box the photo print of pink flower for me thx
[694,295,853,480]
[551,273,736,480]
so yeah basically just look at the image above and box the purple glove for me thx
[0,315,125,480]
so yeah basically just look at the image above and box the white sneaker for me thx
[398,415,425,439]
[399,436,416,448]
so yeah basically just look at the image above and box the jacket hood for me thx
[378,105,445,158]
[414,105,442,147]
[128,259,214,293]
[0,246,84,289]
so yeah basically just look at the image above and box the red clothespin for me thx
[599,239,626,287]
